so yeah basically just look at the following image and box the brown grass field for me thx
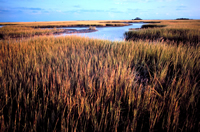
[125,20,200,46]
[0,20,200,131]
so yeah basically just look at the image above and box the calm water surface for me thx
[55,23,144,41]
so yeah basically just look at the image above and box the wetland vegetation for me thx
[125,20,200,46]
[0,20,200,131]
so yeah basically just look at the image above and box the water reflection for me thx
[55,23,144,41]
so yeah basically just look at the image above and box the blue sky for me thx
[0,0,200,22]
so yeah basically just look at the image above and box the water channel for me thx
[54,23,144,41]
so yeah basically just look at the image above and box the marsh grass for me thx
[0,20,130,28]
[125,20,200,46]
[0,26,63,39]
[0,36,199,131]
[125,28,200,46]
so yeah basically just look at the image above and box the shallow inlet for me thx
[54,23,145,41]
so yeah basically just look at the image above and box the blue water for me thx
[55,23,144,41]
[0,26,3,28]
